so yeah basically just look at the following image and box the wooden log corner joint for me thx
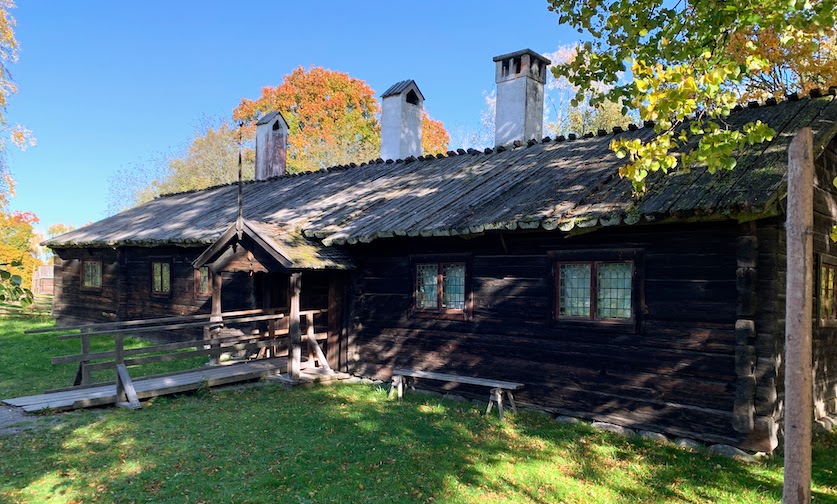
[388,368,524,421]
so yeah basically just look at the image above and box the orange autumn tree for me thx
[0,1,35,306]
[421,113,449,156]
[728,25,837,101]
[112,68,451,211]
[0,210,41,290]
[234,66,449,173]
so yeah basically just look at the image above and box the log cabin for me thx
[45,49,837,453]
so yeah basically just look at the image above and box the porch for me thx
[3,218,356,412]
[8,306,349,412]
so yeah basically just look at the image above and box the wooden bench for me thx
[389,368,524,421]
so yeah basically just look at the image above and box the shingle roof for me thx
[381,79,424,100]
[46,93,837,249]
[255,111,285,126]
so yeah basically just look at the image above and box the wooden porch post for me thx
[76,327,91,386]
[288,272,302,380]
[208,270,223,366]
[262,273,276,357]
[327,273,345,370]
[783,127,814,504]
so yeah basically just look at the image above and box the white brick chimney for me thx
[380,80,424,160]
[255,111,289,180]
[493,49,551,147]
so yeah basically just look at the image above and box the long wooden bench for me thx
[389,368,524,421]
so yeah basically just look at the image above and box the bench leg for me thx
[388,375,401,400]
[486,387,506,421]
[495,388,505,421]
[506,390,518,415]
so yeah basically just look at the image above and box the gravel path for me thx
[0,405,40,435]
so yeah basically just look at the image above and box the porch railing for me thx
[26,308,330,408]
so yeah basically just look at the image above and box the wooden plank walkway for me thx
[2,359,287,413]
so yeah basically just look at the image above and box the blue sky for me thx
[6,1,577,231]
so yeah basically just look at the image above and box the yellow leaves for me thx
[552,0,835,194]
[611,133,679,192]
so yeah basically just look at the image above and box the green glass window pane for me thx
[597,262,632,319]
[83,262,101,288]
[559,264,591,318]
[152,262,162,292]
[162,263,171,293]
[442,264,465,310]
[416,264,438,309]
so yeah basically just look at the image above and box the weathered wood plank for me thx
[52,330,293,364]
[115,364,141,410]
[392,368,524,389]
[57,313,286,340]
[29,308,269,335]
[4,360,285,412]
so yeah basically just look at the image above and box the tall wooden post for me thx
[784,127,814,504]
[262,273,276,357]
[327,273,345,370]
[208,269,223,366]
[288,272,302,380]
[79,328,91,386]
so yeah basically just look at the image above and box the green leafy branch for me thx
[547,0,836,192]
[0,260,32,308]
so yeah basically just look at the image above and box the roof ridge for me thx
[154,91,834,201]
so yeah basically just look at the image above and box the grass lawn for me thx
[1,316,836,503]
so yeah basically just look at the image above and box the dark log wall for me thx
[348,221,777,451]
[120,246,212,320]
[53,246,337,350]
[52,248,120,324]
[53,246,251,324]
[752,218,784,450]
[813,136,837,419]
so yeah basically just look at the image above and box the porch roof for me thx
[192,219,355,271]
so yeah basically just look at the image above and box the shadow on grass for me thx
[0,383,835,503]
